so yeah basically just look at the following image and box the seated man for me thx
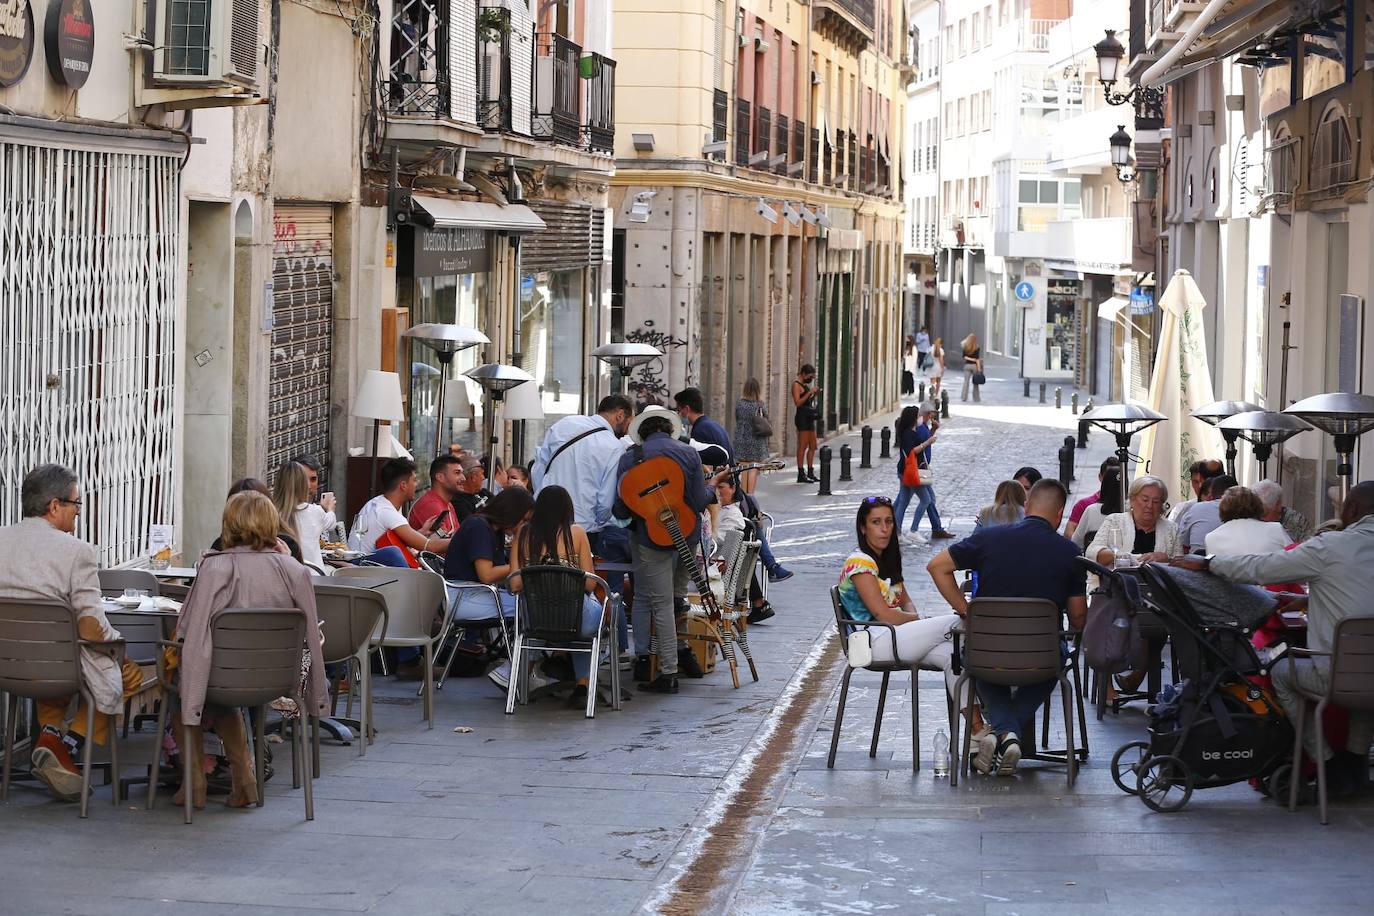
[0,464,142,801]
[927,479,1088,776]
[451,455,491,523]
[350,457,450,568]
[1176,474,1237,553]
[408,454,463,539]
[1179,481,1374,795]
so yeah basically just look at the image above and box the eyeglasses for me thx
[862,496,893,506]
[57,498,82,507]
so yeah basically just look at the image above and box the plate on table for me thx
[324,548,363,561]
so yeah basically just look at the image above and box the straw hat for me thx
[627,405,684,444]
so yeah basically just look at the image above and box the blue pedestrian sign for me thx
[1014,280,1034,302]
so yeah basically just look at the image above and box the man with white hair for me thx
[1253,479,1312,544]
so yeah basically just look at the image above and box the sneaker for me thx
[971,728,997,775]
[527,668,559,692]
[642,674,680,694]
[747,604,776,625]
[768,567,795,583]
[994,732,1022,777]
[931,529,956,540]
[30,728,83,801]
[486,661,512,691]
[633,655,653,683]
[678,647,706,679]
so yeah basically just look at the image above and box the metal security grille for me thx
[0,142,180,566]
[269,203,334,486]
[524,202,599,273]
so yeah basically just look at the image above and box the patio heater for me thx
[402,323,489,457]
[464,363,534,459]
[591,342,663,395]
[1082,403,1168,508]
[1190,400,1263,478]
[1284,392,1374,505]
[1216,410,1310,482]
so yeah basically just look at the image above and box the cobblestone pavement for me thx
[4,359,1367,915]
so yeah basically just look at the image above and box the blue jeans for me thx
[589,526,632,564]
[894,482,919,530]
[757,535,779,573]
[448,585,518,622]
[975,678,1058,737]
[572,594,629,680]
[896,483,943,532]
[361,546,410,568]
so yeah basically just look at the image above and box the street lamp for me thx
[1108,124,1136,184]
[403,323,490,457]
[1284,392,1374,505]
[1216,410,1310,482]
[464,363,534,459]
[1191,400,1263,478]
[1082,402,1168,508]
[1093,30,1165,109]
[591,342,663,395]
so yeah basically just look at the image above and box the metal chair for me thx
[436,580,512,691]
[0,600,124,817]
[950,597,1078,788]
[505,567,620,719]
[755,509,776,601]
[313,584,388,759]
[1286,616,1374,824]
[98,569,161,598]
[417,551,445,576]
[147,607,313,823]
[826,587,943,773]
[158,583,191,602]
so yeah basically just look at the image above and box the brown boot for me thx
[171,716,208,809]
[213,711,259,808]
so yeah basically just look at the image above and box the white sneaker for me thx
[486,661,511,690]
[971,728,997,775]
[527,668,559,691]
[995,732,1022,777]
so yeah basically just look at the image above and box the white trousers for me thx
[867,613,968,706]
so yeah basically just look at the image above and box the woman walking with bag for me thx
[960,333,984,402]
[792,364,821,483]
[733,377,771,494]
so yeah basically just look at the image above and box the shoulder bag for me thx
[751,404,774,438]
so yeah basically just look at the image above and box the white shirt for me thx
[530,414,628,532]
[293,502,337,571]
[1204,518,1290,557]
[1071,503,1109,550]
[348,495,407,553]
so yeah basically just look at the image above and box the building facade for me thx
[612,0,906,449]
[903,0,941,338]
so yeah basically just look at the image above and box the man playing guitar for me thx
[613,406,715,694]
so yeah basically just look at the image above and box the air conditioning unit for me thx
[153,0,262,87]
[754,37,770,53]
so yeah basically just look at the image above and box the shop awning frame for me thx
[413,195,547,233]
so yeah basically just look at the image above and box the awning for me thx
[1097,296,1129,321]
[1148,0,1305,86]
[827,228,864,250]
[413,195,546,233]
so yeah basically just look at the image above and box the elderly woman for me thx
[1205,486,1291,556]
[171,491,327,808]
[1087,475,1181,568]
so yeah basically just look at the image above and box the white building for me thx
[903,0,943,337]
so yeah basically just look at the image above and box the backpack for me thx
[1082,567,1144,675]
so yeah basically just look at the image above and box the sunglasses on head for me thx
[862,496,893,507]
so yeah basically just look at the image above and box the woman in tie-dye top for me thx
[837,497,979,735]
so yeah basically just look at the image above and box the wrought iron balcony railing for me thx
[735,98,752,167]
[774,114,789,174]
[388,0,449,117]
[584,53,615,153]
[533,32,581,147]
[478,10,512,132]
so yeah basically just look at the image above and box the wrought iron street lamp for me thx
[403,323,490,457]
[1082,403,1168,508]
[1191,400,1263,478]
[1093,30,1164,108]
[1284,392,1374,505]
[1216,410,1310,481]
[591,342,663,395]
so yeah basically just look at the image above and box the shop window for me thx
[410,272,488,460]
[518,268,588,448]
[1309,102,1356,198]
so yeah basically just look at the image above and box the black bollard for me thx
[1058,443,1073,486]
[1064,435,1077,481]
[1038,382,1046,404]
[818,446,833,496]
[860,426,873,469]
[1055,387,1062,409]
[839,444,853,481]
[1024,378,1031,398]
[1071,392,1079,415]
[918,381,926,403]
[879,425,892,458]
[1076,418,1089,449]
[940,390,950,418]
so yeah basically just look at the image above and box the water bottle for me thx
[933,728,950,778]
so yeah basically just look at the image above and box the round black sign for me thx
[44,0,92,90]
[0,0,35,88]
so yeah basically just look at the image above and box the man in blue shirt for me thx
[674,387,732,463]
[927,479,1087,776]
[614,407,715,693]
[530,394,633,561]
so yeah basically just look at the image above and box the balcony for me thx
[1046,217,1133,272]
[756,107,772,166]
[388,0,450,119]
[814,0,875,52]
[1018,18,1055,52]
[533,33,581,147]
[583,54,615,154]
[478,10,513,132]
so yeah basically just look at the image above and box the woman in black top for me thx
[792,364,821,483]
[960,333,983,403]
[443,487,534,621]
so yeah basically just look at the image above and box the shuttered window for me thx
[523,201,604,272]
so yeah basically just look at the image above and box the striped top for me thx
[837,551,902,622]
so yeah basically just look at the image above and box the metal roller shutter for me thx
[269,203,334,485]
[523,201,602,272]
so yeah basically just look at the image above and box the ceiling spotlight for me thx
[800,207,818,225]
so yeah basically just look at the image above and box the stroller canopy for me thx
[1148,565,1276,630]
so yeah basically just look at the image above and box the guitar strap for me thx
[543,426,610,475]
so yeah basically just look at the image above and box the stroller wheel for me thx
[1137,755,1194,813]
[1266,764,1295,803]
[1111,741,1152,796]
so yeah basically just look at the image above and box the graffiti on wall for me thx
[625,321,685,407]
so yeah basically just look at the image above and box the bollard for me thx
[1085,398,1094,414]
[1076,417,1089,449]
[1024,378,1031,398]
[1055,387,1062,409]
[1038,382,1047,404]
[839,444,854,481]
[918,381,927,403]
[860,426,873,469]
[940,390,950,419]
[1071,392,1079,415]
[1064,435,1077,482]
[817,446,833,496]
[879,425,892,458]
[1058,443,1073,486]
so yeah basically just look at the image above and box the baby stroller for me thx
[1109,564,1293,813]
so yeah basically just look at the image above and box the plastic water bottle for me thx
[933,728,950,778]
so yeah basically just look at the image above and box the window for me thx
[971,12,981,50]
[944,102,953,138]
[957,97,966,135]
[998,0,1008,25]
[984,6,993,43]
[1309,103,1356,195]
[1266,124,1298,207]
[958,20,967,56]
[1063,181,1081,206]
[945,25,954,57]
[1018,179,1037,203]
[1039,180,1058,203]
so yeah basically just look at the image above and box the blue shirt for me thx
[687,414,732,461]
[613,432,715,550]
[896,427,919,479]
[530,414,626,533]
[947,516,1086,611]
[914,421,934,467]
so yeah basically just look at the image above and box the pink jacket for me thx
[175,548,327,725]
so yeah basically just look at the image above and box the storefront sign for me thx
[0,0,34,87]
[1129,287,1155,315]
[44,0,93,90]
[413,227,489,277]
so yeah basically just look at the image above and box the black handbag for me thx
[971,371,986,386]
[751,406,774,438]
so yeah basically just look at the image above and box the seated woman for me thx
[172,491,327,808]
[508,485,628,707]
[712,473,777,623]
[1205,486,1291,556]
[1070,468,1123,553]
[442,486,535,621]
[974,480,1026,531]
[836,497,979,732]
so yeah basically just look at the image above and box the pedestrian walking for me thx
[894,402,954,540]
[902,336,917,396]
[916,325,932,374]
[928,337,946,398]
[960,333,984,402]
[732,377,771,494]
[792,364,821,483]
